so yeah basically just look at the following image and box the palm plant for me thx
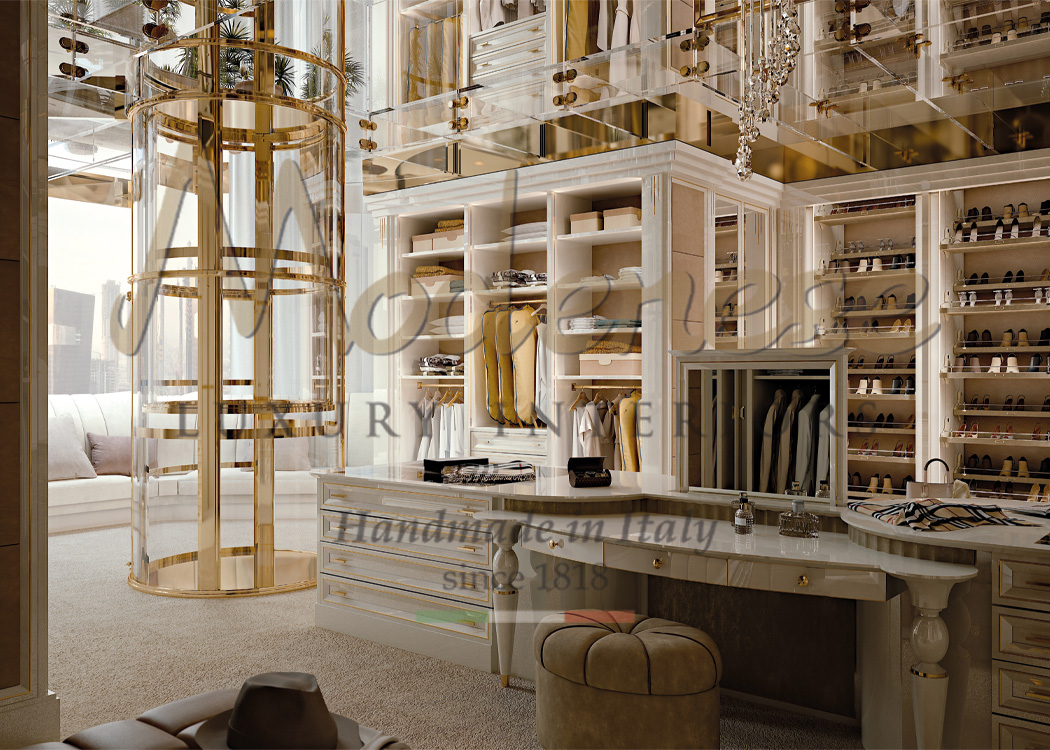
[49,0,110,38]
[301,23,363,103]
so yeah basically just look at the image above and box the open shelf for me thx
[942,302,1050,315]
[941,32,1050,73]
[816,269,917,283]
[556,226,642,245]
[472,237,547,253]
[400,247,466,261]
[558,327,643,336]
[941,236,1050,255]
[816,205,916,226]
[942,371,1050,380]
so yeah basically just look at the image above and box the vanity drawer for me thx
[687,556,728,585]
[727,561,885,601]
[523,529,604,566]
[996,607,1050,668]
[321,512,490,568]
[995,660,1050,722]
[994,714,1050,749]
[998,558,1050,609]
[320,575,490,640]
[605,543,688,579]
[469,430,547,459]
[321,482,484,523]
[473,42,545,81]
[471,15,545,55]
[320,543,491,606]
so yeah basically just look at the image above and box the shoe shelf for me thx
[473,284,549,298]
[714,226,738,238]
[833,307,914,319]
[401,292,466,303]
[954,404,1050,418]
[405,333,466,342]
[815,268,916,283]
[824,330,915,339]
[955,344,1050,354]
[942,302,1050,315]
[941,32,1050,73]
[714,261,738,271]
[848,367,916,375]
[941,235,1050,254]
[556,278,642,292]
[846,451,916,464]
[403,375,465,381]
[558,327,644,336]
[815,204,916,226]
[829,245,917,262]
[400,247,466,261]
[848,488,909,500]
[942,433,1050,448]
[848,392,915,401]
[954,277,1050,292]
[472,237,547,253]
[848,426,917,436]
[955,471,1050,487]
[942,372,1050,380]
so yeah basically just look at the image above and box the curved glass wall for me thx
[127,0,345,596]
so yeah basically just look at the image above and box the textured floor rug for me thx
[48,525,862,749]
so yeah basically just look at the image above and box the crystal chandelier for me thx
[734,0,801,180]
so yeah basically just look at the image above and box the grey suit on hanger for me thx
[758,389,787,493]
[794,393,824,495]
[776,389,805,494]
[815,402,833,491]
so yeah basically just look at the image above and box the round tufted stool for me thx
[534,610,721,750]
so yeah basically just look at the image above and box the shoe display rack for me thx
[814,194,920,500]
[940,180,1050,503]
[713,198,740,348]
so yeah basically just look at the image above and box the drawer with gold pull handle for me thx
[996,607,1050,666]
[320,546,491,605]
[548,539,563,550]
[998,559,1050,607]
[653,558,665,570]
[457,545,477,553]
[1025,690,1050,703]
[798,575,810,587]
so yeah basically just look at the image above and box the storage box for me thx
[603,207,642,230]
[413,275,463,296]
[411,229,465,253]
[431,229,465,250]
[570,211,603,234]
[579,352,643,377]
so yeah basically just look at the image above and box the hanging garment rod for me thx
[417,381,463,389]
[488,298,547,307]
[570,383,642,391]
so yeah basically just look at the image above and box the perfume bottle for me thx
[734,492,755,535]
[779,497,819,538]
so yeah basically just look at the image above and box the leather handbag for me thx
[906,458,952,500]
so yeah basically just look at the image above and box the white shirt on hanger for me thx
[579,401,604,457]
[416,395,434,461]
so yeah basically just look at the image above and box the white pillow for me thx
[48,415,97,481]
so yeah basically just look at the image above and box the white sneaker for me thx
[858,258,869,273]
[958,292,968,306]
[1007,355,1020,373]
[870,377,883,395]
[989,356,1003,373]
[857,377,869,395]
[870,257,883,272]
[995,289,1004,306]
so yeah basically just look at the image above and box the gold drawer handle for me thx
[1027,579,1050,588]
[331,590,347,597]
[653,558,665,570]
[457,545,478,552]
[1025,690,1050,703]
[330,557,348,564]
[329,492,347,498]
[1025,635,1050,646]
[455,509,476,516]
[548,539,563,550]
[461,582,476,589]
[798,575,810,587]
[457,618,482,629]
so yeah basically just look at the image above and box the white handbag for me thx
[906,458,952,500]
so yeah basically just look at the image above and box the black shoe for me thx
[1018,396,1026,410]
[905,293,916,308]
[1044,395,1050,412]
[852,471,862,487]
[1041,327,1050,346]
[891,376,904,394]
[886,413,896,426]
[907,355,916,369]
[1041,199,1050,215]
[982,329,993,346]
[968,272,979,285]
[1005,270,1015,284]
[875,413,886,428]
[1041,458,1050,477]
[905,254,916,268]
[900,476,913,491]
[1017,269,1026,283]
[905,376,915,394]
[886,356,895,369]
[967,329,979,344]
[982,206,993,221]
[983,454,993,472]
[875,356,886,369]
[980,272,990,284]
[967,454,979,470]
[848,412,856,423]
[843,296,856,313]
[1029,354,1043,372]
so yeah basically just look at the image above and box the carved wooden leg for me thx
[896,572,976,749]
[490,520,522,687]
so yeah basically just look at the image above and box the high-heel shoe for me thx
[856,377,869,395]
[867,475,879,494]
[1007,355,1020,373]
[1002,329,1014,347]
[1028,483,1042,502]
[989,355,1003,373]
[1018,329,1030,346]
[881,474,893,494]
[1004,395,1015,411]
[1018,457,1030,478]
[859,441,870,455]
[1007,424,1015,439]
[893,440,904,456]
[1001,456,1014,476]
[992,424,1003,439]
[969,422,980,438]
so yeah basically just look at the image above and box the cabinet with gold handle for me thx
[548,539,563,550]
[798,575,810,587]
[1025,690,1050,703]
[653,558,665,570]
[457,545,477,552]
[1027,579,1050,588]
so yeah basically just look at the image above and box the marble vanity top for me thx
[317,464,1050,558]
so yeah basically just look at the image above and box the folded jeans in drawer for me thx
[320,543,491,605]
[321,575,490,640]
[605,543,688,579]
[727,560,885,600]
[322,512,490,568]
[995,659,1050,722]
[998,558,1050,608]
[996,607,1050,668]
[322,482,484,523]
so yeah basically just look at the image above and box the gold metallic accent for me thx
[548,539,563,550]
[494,589,518,595]
[798,574,809,587]
[359,138,378,152]
[653,558,665,570]
[552,69,577,84]
[679,62,710,78]
[910,667,948,679]
[500,675,510,687]
[449,117,469,132]
[447,96,469,110]
[553,92,577,107]
[457,545,478,552]
[127,548,317,598]
[809,98,838,118]
[902,33,932,58]
[1025,691,1050,703]
[359,119,378,131]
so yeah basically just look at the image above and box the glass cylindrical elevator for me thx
[127,0,346,596]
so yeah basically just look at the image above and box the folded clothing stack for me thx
[427,315,465,336]
[593,318,642,329]
[564,315,606,331]
[419,353,463,375]
[501,222,547,242]
[491,269,547,288]
[413,265,463,279]
[435,218,464,232]
[618,266,642,283]
[584,340,642,354]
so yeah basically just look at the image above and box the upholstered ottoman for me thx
[534,610,721,750]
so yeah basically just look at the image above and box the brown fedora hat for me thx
[196,673,362,749]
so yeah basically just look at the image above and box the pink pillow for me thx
[87,432,133,476]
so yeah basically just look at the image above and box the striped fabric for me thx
[848,498,1039,531]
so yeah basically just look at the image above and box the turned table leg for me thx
[894,572,976,750]
[490,520,522,687]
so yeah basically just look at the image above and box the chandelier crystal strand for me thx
[734,0,800,180]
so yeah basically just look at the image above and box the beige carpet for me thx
[49,525,862,749]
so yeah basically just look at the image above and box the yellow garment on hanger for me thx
[426,19,443,98]
[407,25,424,102]
[618,391,641,471]
[510,306,538,426]
[564,0,598,60]
[482,310,502,423]
[441,15,458,92]
[495,308,520,425]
